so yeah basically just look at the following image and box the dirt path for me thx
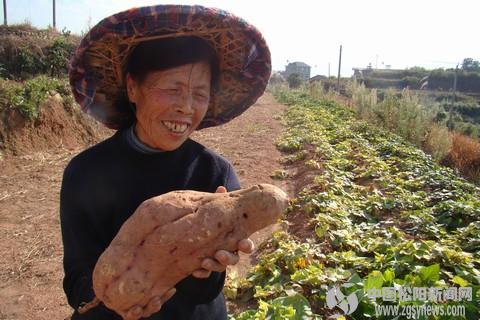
[0,92,289,320]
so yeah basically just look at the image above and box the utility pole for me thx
[448,64,459,130]
[53,0,56,29]
[337,45,342,92]
[453,64,458,102]
[3,0,6,26]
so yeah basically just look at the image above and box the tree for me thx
[287,73,302,89]
[461,58,480,72]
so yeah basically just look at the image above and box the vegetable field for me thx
[228,89,480,319]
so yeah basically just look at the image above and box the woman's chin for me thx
[151,128,191,151]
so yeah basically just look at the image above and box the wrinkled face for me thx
[126,62,211,151]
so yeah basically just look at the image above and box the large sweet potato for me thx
[78,184,288,318]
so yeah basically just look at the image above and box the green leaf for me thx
[452,275,469,287]
[223,286,237,300]
[348,273,364,286]
[271,294,314,319]
[383,269,395,284]
[315,224,329,238]
[364,270,384,290]
[231,310,256,320]
[419,264,440,283]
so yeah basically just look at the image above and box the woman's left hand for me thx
[192,186,255,278]
[192,238,255,278]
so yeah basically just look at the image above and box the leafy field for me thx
[228,89,480,319]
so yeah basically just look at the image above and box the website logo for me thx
[325,283,359,319]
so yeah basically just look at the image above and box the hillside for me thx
[0,25,108,156]
[0,24,79,79]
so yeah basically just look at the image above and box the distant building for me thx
[352,67,403,79]
[284,61,311,81]
[309,75,327,82]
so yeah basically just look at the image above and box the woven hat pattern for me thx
[69,5,271,129]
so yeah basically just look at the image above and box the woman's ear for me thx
[126,73,138,103]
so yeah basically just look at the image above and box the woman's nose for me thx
[174,92,194,114]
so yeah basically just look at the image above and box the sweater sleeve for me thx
[224,162,241,191]
[60,161,120,319]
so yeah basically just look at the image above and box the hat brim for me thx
[68,5,271,130]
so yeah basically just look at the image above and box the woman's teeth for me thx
[162,121,189,133]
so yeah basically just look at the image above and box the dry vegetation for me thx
[294,81,480,184]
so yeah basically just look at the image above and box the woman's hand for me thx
[192,186,255,279]
[124,287,176,320]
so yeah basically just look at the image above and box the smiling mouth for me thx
[161,121,191,134]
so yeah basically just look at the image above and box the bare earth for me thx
[0,92,289,320]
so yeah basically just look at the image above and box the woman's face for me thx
[126,61,211,151]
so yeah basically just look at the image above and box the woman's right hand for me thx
[123,288,176,320]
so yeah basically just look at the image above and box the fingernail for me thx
[130,306,142,317]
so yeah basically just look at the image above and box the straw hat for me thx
[69,4,271,130]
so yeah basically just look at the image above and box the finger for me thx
[214,250,240,266]
[124,305,143,320]
[142,288,176,318]
[142,296,162,318]
[238,238,255,254]
[215,186,227,193]
[192,268,211,278]
[201,257,228,272]
[161,287,176,303]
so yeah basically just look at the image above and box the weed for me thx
[270,169,289,180]
[0,76,67,119]
[424,124,452,161]
[448,133,480,182]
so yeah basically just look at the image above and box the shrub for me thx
[45,37,77,77]
[0,25,80,79]
[395,89,435,146]
[346,80,378,122]
[306,81,337,102]
[401,76,421,89]
[454,122,480,139]
[434,110,447,123]
[0,76,64,119]
[0,63,6,78]
[424,124,452,161]
[363,78,403,89]
[447,133,480,182]
[287,73,303,89]
[451,101,480,120]
[347,82,435,147]
[13,47,45,77]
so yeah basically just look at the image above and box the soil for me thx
[0,92,293,320]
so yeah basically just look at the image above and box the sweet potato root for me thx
[79,184,288,318]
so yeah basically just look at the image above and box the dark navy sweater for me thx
[60,128,241,319]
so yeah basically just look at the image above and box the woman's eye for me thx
[167,88,181,94]
[194,92,208,99]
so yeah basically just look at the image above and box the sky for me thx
[3,0,479,77]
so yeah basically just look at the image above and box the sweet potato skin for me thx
[84,184,288,317]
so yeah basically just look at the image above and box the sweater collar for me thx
[125,124,165,154]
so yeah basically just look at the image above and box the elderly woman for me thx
[60,4,270,320]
